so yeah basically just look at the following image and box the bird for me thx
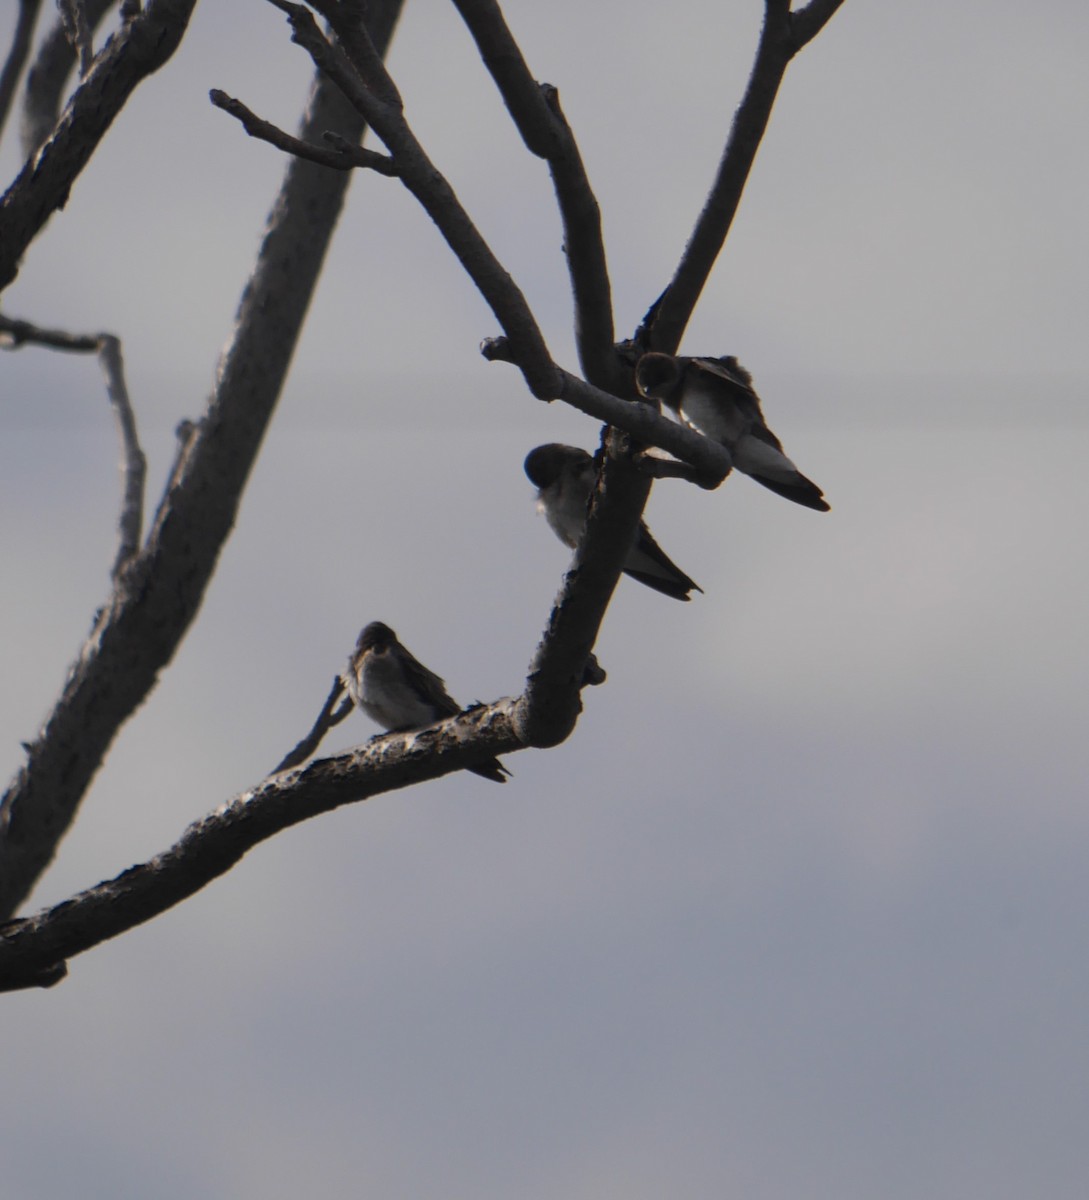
[345,621,510,783]
[634,352,830,512]
[524,442,702,601]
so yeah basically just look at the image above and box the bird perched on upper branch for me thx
[346,621,509,783]
[524,442,702,602]
[634,352,829,512]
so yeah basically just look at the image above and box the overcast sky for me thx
[3,2,1089,1198]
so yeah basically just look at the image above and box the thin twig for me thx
[272,675,353,773]
[451,0,620,392]
[209,88,398,175]
[1,0,199,295]
[0,317,147,575]
[0,312,99,351]
[649,0,846,353]
[791,0,847,49]
[0,0,42,142]
[97,336,146,577]
[268,2,559,399]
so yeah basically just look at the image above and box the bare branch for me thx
[0,317,147,566]
[0,0,198,296]
[648,0,846,352]
[0,0,42,142]
[97,336,146,576]
[480,337,731,485]
[209,88,398,174]
[0,0,406,920]
[791,0,847,49]
[451,0,619,392]
[268,2,559,399]
[305,0,403,108]
[272,675,354,773]
[0,512,627,990]
[513,430,653,747]
[0,311,99,351]
[0,700,525,992]
[20,0,115,156]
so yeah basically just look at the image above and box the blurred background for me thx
[2,2,1088,1197]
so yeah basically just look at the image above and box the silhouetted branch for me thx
[0,318,146,571]
[265,0,559,399]
[0,312,98,351]
[0,0,42,141]
[210,88,398,175]
[0,425,643,991]
[0,0,406,919]
[452,0,620,393]
[0,701,524,992]
[649,0,846,352]
[19,0,115,156]
[791,0,847,49]
[513,430,652,746]
[272,675,353,773]
[97,336,146,576]
[481,337,731,484]
[0,0,198,295]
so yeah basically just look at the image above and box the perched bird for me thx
[345,621,509,783]
[634,352,830,512]
[524,442,702,602]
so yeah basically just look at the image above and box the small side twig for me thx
[209,89,398,175]
[264,1,559,399]
[0,0,42,142]
[649,0,846,352]
[272,675,354,774]
[0,312,99,351]
[1,316,146,576]
[97,336,146,576]
[19,0,115,156]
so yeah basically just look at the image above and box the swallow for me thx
[345,621,509,783]
[634,352,829,511]
[524,443,702,601]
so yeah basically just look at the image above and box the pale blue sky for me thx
[3,3,1088,1198]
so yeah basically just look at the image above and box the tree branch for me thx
[0,0,198,295]
[272,675,354,774]
[791,0,847,50]
[0,0,42,143]
[513,429,652,746]
[0,317,146,572]
[0,311,99,351]
[0,0,406,921]
[267,1,559,399]
[0,423,645,990]
[648,0,846,353]
[451,0,620,393]
[97,335,146,577]
[209,88,399,175]
[19,0,116,157]
[0,700,525,992]
[480,337,731,484]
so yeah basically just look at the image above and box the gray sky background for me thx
[2,2,1088,1197]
